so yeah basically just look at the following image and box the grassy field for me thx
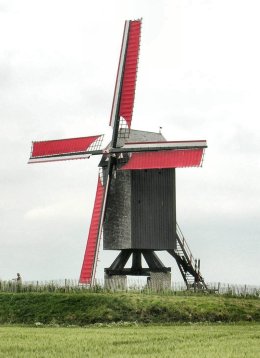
[0,324,259,357]
[1,291,259,356]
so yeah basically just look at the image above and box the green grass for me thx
[0,324,259,357]
[0,292,259,325]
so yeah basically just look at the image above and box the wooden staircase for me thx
[168,224,208,290]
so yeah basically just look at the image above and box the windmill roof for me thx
[116,129,166,147]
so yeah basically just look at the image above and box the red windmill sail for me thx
[29,135,103,163]
[79,175,104,284]
[110,20,142,133]
[120,149,204,170]
[119,140,206,170]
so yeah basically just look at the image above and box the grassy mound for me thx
[0,292,259,325]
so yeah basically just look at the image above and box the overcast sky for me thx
[1,0,259,285]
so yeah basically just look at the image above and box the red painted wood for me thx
[110,20,141,129]
[79,177,104,284]
[120,149,204,170]
[119,20,141,128]
[31,135,101,157]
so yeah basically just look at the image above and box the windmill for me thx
[29,19,208,290]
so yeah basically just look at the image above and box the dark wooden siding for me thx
[131,169,176,249]
[103,171,132,249]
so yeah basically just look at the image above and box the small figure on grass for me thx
[12,273,22,292]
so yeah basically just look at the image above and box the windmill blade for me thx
[110,19,142,146]
[79,173,105,284]
[119,148,206,170]
[28,135,104,163]
[79,168,112,285]
[113,140,207,170]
